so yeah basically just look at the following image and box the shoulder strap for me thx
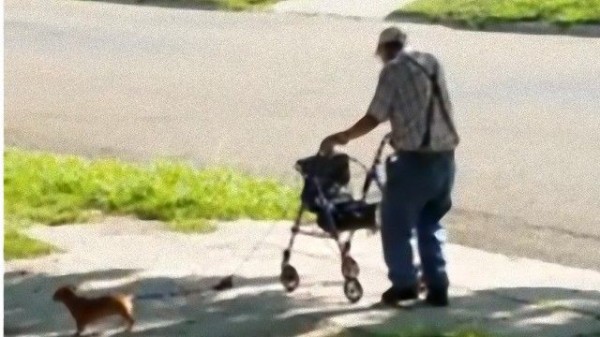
[404,54,457,149]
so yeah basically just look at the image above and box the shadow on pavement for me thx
[4,269,355,336]
[340,287,600,336]
[4,269,600,336]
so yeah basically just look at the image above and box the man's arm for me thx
[339,114,381,143]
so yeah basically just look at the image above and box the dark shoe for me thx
[425,287,449,307]
[381,286,419,306]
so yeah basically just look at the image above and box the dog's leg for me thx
[125,316,135,332]
[118,298,135,332]
[74,320,85,337]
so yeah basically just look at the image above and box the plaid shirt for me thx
[366,49,459,152]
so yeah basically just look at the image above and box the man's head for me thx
[375,26,407,63]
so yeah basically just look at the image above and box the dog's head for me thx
[53,285,76,302]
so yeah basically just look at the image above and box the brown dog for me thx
[53,285,135,336]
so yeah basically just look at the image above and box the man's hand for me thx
[319,132,349,156]
[318,114,380,156]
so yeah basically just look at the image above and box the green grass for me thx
[217,0,276,11]
[79,0,276,11]
[169,0,277,11]
[114,0,276,11]
[4,229,58,261]
[164,218,216,233]
[397,0,600,28]
[4,148,300,260]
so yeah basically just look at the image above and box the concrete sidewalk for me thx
[5,218,600,336]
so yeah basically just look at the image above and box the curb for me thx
[385,12,600,38]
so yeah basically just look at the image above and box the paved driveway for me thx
[5,0,600,269]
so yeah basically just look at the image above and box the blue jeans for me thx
[380,151,455,290]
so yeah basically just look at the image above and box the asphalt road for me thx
[5,0,600,270]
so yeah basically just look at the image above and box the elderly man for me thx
[319,27,459,307]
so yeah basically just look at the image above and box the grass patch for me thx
[163,0,277,11]
[4,229,57,261]
[105,0,277,11]
[217,0,277,11]
[396,0,600,28]
[4,148,300,259]
[165,218,216,233]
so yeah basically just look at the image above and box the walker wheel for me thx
[341,256,360,279]
[343,278,363,303]
[280,264,300,292]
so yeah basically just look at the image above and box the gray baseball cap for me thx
[375,26,407,54]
